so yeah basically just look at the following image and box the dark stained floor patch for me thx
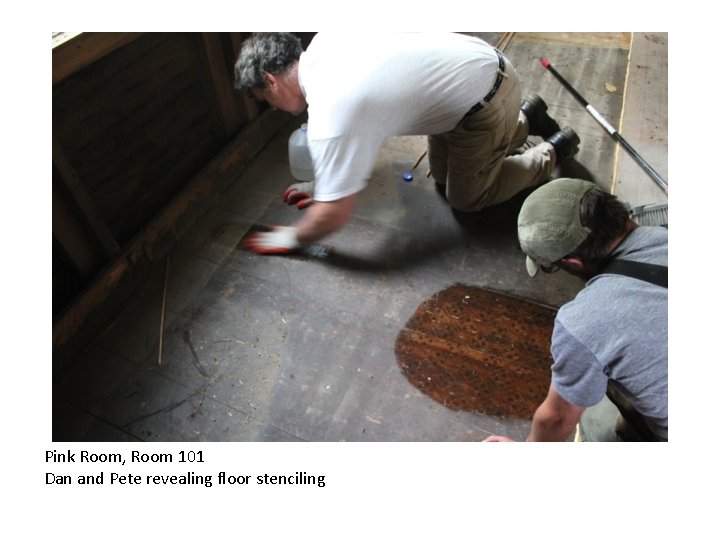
[395,284,556,419]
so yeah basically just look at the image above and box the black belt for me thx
[464,49,507,117]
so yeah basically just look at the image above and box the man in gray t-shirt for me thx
[484,178,668,442]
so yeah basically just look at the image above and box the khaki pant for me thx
[428,56,556,211]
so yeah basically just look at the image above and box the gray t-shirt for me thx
[551,226,668,440]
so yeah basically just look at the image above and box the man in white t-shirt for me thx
[234,32,580,254]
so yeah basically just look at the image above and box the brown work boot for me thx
[521,95,561,138]
[547,127,580,163]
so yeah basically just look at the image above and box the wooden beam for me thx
[53,108,292,350]
[229,33,260,123]
[53,182,102,277]
[199,33,242,137]
[53,136,120,257]
[53,32,144,85]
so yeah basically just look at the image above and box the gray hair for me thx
[234,33,303,91]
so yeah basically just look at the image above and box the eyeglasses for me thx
[540,263,560,274]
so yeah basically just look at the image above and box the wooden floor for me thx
[52,33,668,442]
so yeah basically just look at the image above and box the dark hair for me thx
[234,33,303,91]
[572,189,629,262]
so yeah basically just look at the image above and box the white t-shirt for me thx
[298,33,499,202]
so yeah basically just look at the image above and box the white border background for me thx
[4,3,715,536]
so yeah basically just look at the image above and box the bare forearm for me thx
[295,197,355,244]
[525,388,584,442]
[526,408,577,441]
[483,389,583,443]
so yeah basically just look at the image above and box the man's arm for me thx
[525,385,584,442]
[483,385,584,442]
[295,195,356,243]
[244,194,356,254]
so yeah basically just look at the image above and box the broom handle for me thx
[541,58,668,195]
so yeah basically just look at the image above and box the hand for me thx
[482,435,516,442]
[243,226,300,255]
[283,181,314,209]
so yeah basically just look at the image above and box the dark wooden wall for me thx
[55,34,226,246]
[52,32,313,358]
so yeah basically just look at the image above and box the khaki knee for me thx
[446,187,491,212]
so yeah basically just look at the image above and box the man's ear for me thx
[559,255,585,272]
[262,72,277,89]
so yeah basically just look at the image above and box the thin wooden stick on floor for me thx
[495,32,516,52]
[158,254,170,365]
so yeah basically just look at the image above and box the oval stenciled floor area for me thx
[394,283,557,419]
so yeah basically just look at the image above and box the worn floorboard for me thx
[613,32,668,206]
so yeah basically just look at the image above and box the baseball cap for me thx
[517,178,599,277]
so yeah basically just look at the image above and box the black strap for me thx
[600,259,667,288]
[463,50,507,117]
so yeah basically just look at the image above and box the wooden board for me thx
[613,32,668,206]
[517,32,631,50]
[53,33,143,85]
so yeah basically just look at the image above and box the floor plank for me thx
[613,32,669,206]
